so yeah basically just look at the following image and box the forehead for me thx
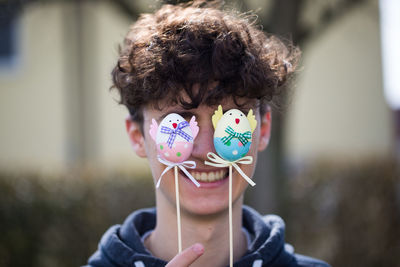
[144,96,259,122]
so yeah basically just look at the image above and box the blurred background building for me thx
[3,0,396,212]
[0,0,399,266]
[0,0,394,173]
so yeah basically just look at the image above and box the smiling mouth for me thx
[189,170,229,182]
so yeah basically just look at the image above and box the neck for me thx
[145,193,247,267]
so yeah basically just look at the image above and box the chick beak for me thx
[235,118,240,124]
[172,123,178,129]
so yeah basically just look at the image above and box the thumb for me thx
[166,243,204,267]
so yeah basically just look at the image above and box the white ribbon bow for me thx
[157,157,200,188]
[204,152,256,186]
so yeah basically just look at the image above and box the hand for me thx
[166,243,204,267]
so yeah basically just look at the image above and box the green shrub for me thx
[284,158,400,267]
[1,158,399,267]
[0,170,155,267]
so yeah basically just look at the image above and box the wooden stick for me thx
[175,166,182,253]
[229,164,233,267]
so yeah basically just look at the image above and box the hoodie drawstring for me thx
[252,259,263,267]
[134,261,145,267]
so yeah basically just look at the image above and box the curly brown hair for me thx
[112,0,300,123]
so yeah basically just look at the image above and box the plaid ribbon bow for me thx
[221,126,251,146]
[160,121,192,148]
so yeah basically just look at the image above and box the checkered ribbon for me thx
[160,121,192,148]
[221,126,251,146]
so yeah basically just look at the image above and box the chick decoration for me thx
[149,113,200,188]
[205,105,258,267]
[149,113,200,254]
[212,106,257,161]
[150,113,199,163]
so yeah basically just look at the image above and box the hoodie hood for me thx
[236,207,295,266]
[86,206,329,267]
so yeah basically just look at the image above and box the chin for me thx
[180,193,240,217]
[182,202,228,217]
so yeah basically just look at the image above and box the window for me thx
[0,3,20,70]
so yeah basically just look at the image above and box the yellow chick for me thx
[212,105,257,161]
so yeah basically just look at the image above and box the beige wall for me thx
[0,4,66,172]
[0,2,149,174]
[285,2,394,162]
[94,2,150,173]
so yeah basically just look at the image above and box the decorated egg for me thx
[149,113,199,163]
[212,105,257,161]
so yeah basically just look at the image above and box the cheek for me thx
[144,138,156,158]
[252,125,263,151]
[247,145,258,171]
[243,135,259,178]
[143,140,162,175]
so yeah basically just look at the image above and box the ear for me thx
[125,118,147,158]
[257,110,271,151]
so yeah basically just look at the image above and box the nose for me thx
[191,119,216,160]
[172,123,177,128]
[235,118,240,124]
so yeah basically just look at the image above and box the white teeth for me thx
[190,170,227,182]
[208,172,215,181]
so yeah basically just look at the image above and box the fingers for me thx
[166,243,204,267]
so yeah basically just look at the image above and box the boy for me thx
[86,1,330,266]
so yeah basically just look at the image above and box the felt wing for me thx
[247,109,257,133]
[149,119,158,141]
[189,116,199,139]
[212,105,223,129]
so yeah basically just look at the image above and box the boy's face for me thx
[126,93,271,216]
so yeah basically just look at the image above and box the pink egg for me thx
[157,141,193,163]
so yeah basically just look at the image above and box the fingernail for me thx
[192,243,204,254]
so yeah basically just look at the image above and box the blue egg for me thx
[214,137,251,161]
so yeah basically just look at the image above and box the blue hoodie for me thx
[85,206,330,267]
